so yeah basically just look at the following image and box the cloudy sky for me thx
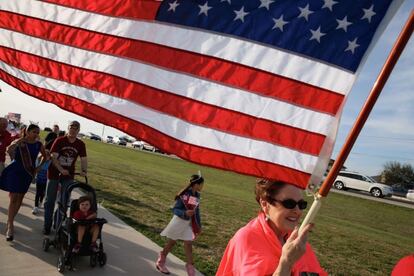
[0,2,413,177]
[331,3,413,176]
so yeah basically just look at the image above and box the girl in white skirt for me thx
[156,173,205,276]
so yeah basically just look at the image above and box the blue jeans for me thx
[43,178,74,230]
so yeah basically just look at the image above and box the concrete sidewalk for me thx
[0,186,202,275]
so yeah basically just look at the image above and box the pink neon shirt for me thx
[217,212,327,276]
[392,255,414,276]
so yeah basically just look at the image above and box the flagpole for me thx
[300,10,414,232]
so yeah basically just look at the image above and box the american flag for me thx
[187,196,200,207]
[180,195,199,209]
[0,0,402,188]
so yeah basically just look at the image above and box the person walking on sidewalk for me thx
[32,153,51,215]
[156,173,205,276]
[44,124,60,150]
[0,117,13,176]
[0,124,47,241]
[43,120,87,235]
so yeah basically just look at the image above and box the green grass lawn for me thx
[77,139,413,275]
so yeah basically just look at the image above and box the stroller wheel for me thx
[90,254,97,267]
[57,255,65,273]
[42,238,50,252]
[99,252,107,267]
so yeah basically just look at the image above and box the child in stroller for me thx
[42,180,107,272]
[72,196,100,253]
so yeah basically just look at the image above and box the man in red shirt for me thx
[0,118,12,176]
[43,120,87,235]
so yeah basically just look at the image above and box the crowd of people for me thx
[0,116,412,275]
[0,119,87,242]
[0,116,324,275]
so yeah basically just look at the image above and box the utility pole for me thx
[101,124,105,139]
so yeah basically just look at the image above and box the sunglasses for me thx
[270,198,308,210]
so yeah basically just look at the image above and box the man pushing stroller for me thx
[43,120,87,235]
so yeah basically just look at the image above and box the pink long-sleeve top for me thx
[216,212,327,276]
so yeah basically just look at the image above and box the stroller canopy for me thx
[58,182,98,212]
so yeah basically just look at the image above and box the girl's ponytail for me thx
[174,173,204,200]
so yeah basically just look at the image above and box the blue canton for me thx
[156,0,394,72]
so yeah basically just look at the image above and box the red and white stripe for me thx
[0,0,360,187]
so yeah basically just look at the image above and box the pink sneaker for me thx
[185,263,195,276]
[155,251,170,274]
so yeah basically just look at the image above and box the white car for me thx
[132,141,156,152]
[113,136,127,146]
[334,171,393,198]
[132,140,143,149]
[407,190,414,201]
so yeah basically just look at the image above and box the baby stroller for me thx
[42,177,108,273]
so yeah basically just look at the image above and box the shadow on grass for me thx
[97,190,161,213]
[105,205,164,235]
[91,168,159,189]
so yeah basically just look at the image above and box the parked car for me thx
[113,136,127,146]
[132,140,157,152]
[407,190,414,201]
[119,135,133,143]
[392,183,414,197]
[87,132,102,141]
[334,171,393,198]
[392,183,409,197]
[105,136,114,143]
[132,140,143,149]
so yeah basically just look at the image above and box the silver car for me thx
[334,171,393,198]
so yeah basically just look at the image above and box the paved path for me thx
[331,189,414,209]
[0,186,202,276]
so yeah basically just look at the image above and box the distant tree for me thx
[381,161,414,188]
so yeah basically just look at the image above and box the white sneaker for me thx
[32,207,39,215]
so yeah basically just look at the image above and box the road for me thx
[331,188,414,209]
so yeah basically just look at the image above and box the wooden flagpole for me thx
[300,10,414,232]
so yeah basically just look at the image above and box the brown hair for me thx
[255,179,287,204]
[78,195,92,206]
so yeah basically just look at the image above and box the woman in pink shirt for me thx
[217,179,327,276]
